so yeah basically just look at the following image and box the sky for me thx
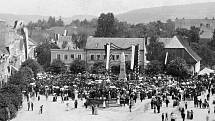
[1,0,215,17]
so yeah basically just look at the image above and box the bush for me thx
[0,84,23,120]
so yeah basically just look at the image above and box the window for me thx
[78,54,82,60]
[206,24,210,28]
[57,54,61,60]
[112,55,115,60]
[97,55,100,60]
[103,55,106,59]
[71,54,74,59]
[64,55,68,60]
[116,55,120,60]
[125,55,128,60]
[91,55,94,60]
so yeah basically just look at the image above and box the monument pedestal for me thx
[118,52,127,82]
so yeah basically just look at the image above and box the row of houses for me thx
[0,20,37,88]
[51,35,201,74]
[175,18,215,39]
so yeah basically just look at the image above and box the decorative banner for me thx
[105,43,110,70]
[63,30,68,36]
[164,52,168,65]
[23,27,29,60]
[130,45,135,70]
[134,44,139,68]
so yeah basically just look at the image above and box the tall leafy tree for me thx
[21,59,42,79]
[91,61,106,74]
[48,59,66,74]
[56,17,64,26]
[69,59,86,74]
[94,13,116,37]
[146,60,163,75]
[166,57,189,79]
[189,26,200,43]
[146,37,165,62]
[209,29,215,51]
[35,41,59,70]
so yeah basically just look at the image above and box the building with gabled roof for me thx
[175,18,215,39]
[159,36,201,73]
[0,20,37,88]
[85,37,147,68]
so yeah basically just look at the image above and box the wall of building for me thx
[165,48,196,64]
[51,49,85,65]
[86,49,144,66]
[175,19,215,38]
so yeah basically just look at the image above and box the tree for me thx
[48,59,66,74]
[21,59,42,79]
[9,67,33,91]
[209,29,215,51]
[91,61,106,74]
[56,17,64,26]
[175,26,200,43]
[69,59,86,74]
[111,65,120,75]
[94,13,116,37]
[35,41,59,70]
[189,26,200,43]
[19,67,34,84]
[146,60,163,75]
[191,43,215,67]
[47,16,56,28]
[0,84,22,120]
[166,57,189,78]
[146,37,165,62]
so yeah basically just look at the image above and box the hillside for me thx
[0,13,96,25]
[116,2,215,24]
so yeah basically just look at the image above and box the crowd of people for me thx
[20,72,215,121]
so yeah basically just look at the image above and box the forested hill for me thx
[116,2,215,23]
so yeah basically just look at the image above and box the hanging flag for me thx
[105,43,110,70]
[134,44,140,74]
[130,45,135,70]
[164,52,168,65]
[63,30,68,36]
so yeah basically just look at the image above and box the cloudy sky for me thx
[1,0,215,17]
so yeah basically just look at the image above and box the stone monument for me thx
[118,52,127,81]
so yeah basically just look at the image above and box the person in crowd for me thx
[162,113,165,121]
[181,112,185,121]
[165,113,168,121]
[170,112,177,121]
[129,103,132,112]
[84,101,88,109]
[199,99,202,108]
[190,110,193,120]
[185,102,188,109]
[38,95,40,101]
[45,93,48,101]
[31,102,34,111]
[92,104,95,115]
[166,98,169,107]
[27,101,30,111]
[40,105,43,114]
[66,102,69,111]
[74,100,78,108]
